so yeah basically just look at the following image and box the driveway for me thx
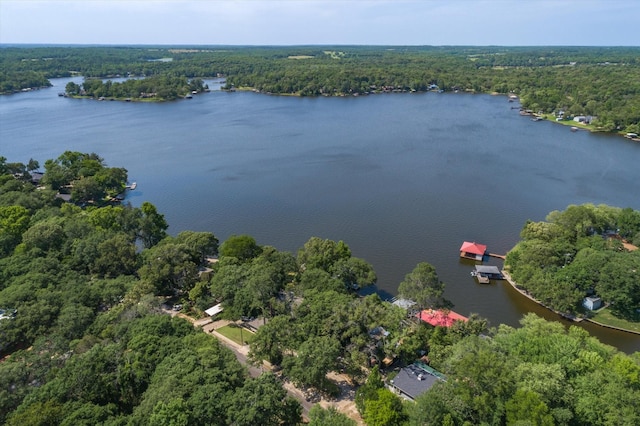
[202,320,362,424]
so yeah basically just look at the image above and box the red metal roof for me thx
[417,309,468,327]
[460,241,487,255]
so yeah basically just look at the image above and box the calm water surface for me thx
[2,78,639,352]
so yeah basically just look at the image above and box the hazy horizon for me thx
[1,1,638,47]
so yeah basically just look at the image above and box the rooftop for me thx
[417,309,468,327]
[204,303,224,317]
[474,265,501,275]
[460,241,487,255]
[389,362,444,401]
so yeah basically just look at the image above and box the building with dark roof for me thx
[472,265,504,283]
[388,362,445,401]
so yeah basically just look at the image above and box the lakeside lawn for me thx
[216,324,254,345]
[591,309,640,334]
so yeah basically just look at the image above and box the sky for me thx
[1,0,638,46]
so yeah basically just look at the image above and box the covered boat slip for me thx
[471,265,504,283]
[459,241,487,261]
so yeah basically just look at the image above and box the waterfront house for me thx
[583,297,603,311]
[388,362,445,401]
[460,241,487,261]
[417,309,468,327]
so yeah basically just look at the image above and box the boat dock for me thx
[460,241,507,283]
[471,265,504,284]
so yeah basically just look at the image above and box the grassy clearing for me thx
[540,114,601,131]
[591,309,640,333]
[323,51,345,59]
[216,324,254,345]
[288,55,315,60]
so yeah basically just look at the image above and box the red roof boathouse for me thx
[459,241,487,261]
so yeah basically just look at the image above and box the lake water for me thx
[2,78,639,353]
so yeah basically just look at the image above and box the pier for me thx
[488,253,506,260]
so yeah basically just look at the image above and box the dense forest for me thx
[505,204,640,318]
[1,153,639,425]
[1,45,639,134]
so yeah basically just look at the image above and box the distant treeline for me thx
[1,45,639,133]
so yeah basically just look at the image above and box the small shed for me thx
[460,241,487,261]
[583,297,603,311]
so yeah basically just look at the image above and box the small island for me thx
[63,75,209,102]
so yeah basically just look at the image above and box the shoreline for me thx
[8,77,636,142]
[522,110,640,141]
[501,270,583,323]
[232,87,638,142]
[584,317,640,336]
[502,270,640,335]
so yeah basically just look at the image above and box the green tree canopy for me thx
[219,234,262,261]
[398,262,448,311]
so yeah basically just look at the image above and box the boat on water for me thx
[126,182,137,190]
[571,126,579,132]
[625,133,639,141]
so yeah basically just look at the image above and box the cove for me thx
[2,77,639,352]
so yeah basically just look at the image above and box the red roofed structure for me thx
[459,241,487,261]
[417,309,468,327]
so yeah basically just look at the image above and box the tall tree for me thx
[297,236,351,272]
[308,405,356,426]
[282,335,340,392]
[138,202,168,248]
[363,388,407,426]
[226,373,301,426]
[219,234,262,261]
[175,230,219,265]
[398,262,447,311]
